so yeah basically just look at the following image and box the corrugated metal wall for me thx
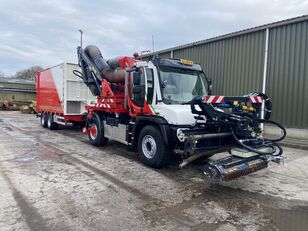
[171,32,265,96]
[157,52,171,59]
[266,21,308,127]
[150,19,308,128]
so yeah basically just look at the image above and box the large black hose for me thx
[84,45,125,83]
[107,57,121,69]
[231,119,286,156]
[257,119,287,142]
[85,45,110,78]
[231,128,283,156]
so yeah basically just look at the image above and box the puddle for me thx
[2,126,13,131]
[14,154,38,162]
[143,186,308,230]
[14,136,33,141]
[14,149,64,163]
[263,205,308,231]
[15,136,35,142]
[38,150,64,161]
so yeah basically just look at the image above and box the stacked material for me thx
[1,101,17,110]
[20,101,36,114]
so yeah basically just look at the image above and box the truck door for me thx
[129,67,155,116]
[131,67,146,107]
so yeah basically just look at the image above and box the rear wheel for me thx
[40,112,47,128]
[88,115,108,146]
[138,125,170,168]
[47,114,58,130]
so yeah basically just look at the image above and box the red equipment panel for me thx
[86,56,135,114]
[36,66,63,114]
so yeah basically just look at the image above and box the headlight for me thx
[177,128,188,142]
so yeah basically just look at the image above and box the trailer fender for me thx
[132,116,170,146]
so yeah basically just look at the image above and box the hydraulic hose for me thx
[257,119,287,142]
[231,128,283,156]
[231,119,286,156]
[248,92,272,120]
[231,92,285,156]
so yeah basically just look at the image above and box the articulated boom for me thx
[77,46,134,114]
[77,46,154,117]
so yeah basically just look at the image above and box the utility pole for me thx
[152,35,155,54]
[79,29,83,47]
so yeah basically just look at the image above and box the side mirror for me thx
[161,79,167,88]
[133,71,141,85]
[207,79,213,94]
[133,85,142,94]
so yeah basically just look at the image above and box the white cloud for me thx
[0,0,307,74]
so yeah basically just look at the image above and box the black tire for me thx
[88,115,108,146]
[40,112,48,128]
[47,114,58,130]
[138,125,170,168]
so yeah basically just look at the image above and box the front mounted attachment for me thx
[189,94,286,181]
[190,94,286,157]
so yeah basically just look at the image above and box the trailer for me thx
[36,63,96,129]
[73,45,286,181]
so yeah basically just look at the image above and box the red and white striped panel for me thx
[102,99,114,103]
[95,98,115,109]
[95,103,111,109]
[203,95,225,104]
[249,96,263,103]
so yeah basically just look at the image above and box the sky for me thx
[0,0,308,76]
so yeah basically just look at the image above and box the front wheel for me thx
[88,115,108,146]
[138,125,170,168]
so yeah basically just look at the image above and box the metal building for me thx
[0,77,36,107]
[144,15,308,128]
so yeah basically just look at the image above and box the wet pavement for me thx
[0,111,308,231]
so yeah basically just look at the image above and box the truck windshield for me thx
[160,66,208,104]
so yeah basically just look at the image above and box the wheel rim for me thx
[41,115,45,125]
[89,124,98,140]
[47,115,51,127]
[142,135,157,159]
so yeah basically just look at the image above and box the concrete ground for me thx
[0,111,308,231]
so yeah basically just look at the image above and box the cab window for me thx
[131,68,145,107]
[145,68,154,104]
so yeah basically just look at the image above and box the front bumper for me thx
[181,128,234,156]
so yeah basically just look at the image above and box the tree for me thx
[14,66,43,80]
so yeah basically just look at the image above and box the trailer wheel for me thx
[88,116,108,146]
[47,114,58,130]
[138,125,170,168]
[41,113,48,128]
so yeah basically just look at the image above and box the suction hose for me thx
[231,119,286,156]
[84,45,125,83]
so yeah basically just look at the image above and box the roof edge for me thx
[144,14,308,57]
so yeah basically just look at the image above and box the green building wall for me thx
[145,16,308,128]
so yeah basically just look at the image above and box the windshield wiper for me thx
[181,96,203,105]
[181,99,193,105]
